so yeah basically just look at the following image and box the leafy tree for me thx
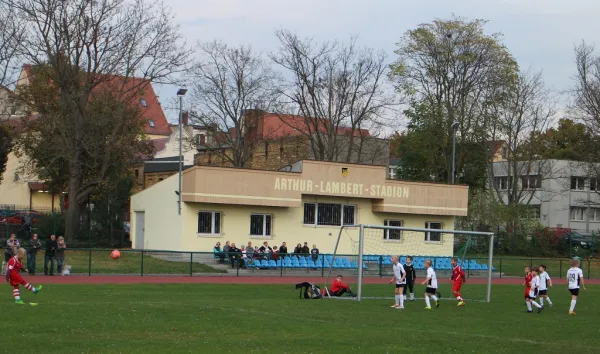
[390,16,519,184]
[0,124,10,183]
[530,118,600,161]
[8,0,189,241]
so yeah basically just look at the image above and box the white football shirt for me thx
[567,267,584,289]
[531,275,540,289]
[393,263,406,284]
[539,271,551,291]
[426,267,438,288]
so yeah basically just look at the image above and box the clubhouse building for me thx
[130,160,469,256]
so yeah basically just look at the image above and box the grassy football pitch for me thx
[2,283,597,353]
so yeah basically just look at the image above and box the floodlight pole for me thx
[177,88,187,215]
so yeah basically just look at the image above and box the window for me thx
[139,98,147,107]
[521,175,541,190]
[198,134,206,145]
[303,203,355,226]
[591,209,600,222]
[198,211,221,234]
[264,142,269,159]
[527,206,541,219]
[134,169,139,178]
[424,222,442,242]
[384,220,403,240]
[494,176,508,190]
[389,167,397,180]
[250,214,272,237]
[571,177,585,190]
[591,178,597,191]
[147,119,155,128]
[570,207,585,221]
[158,178,163,182]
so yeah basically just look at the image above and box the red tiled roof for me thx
[231,111,371,141]
[19,65,170,136]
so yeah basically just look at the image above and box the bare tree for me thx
[488,70,556,206]
[189,41,279,168]
[8,0,190,240]
[571,41,600,134]
[271,30,393,164]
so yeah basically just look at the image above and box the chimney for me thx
[182,111,189,125]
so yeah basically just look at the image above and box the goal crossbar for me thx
[327,224,495,303]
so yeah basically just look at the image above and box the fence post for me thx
[280,258,283,277]
[321,254,324,278]
[140,250,144,277]
[379,256,382,278]
[499,258,503,279]
[529,259,533,269]
[189,252,193,277]
[588,259,591,280]
[559,260,563,279]
[88,249,92,276]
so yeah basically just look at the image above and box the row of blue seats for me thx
[248,258,369,269]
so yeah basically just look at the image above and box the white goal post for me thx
[324,224,495,303]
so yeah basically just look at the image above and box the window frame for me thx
[147,119,155,128]
[569,207,585,221]
[197,211,221,236]
[521,175,541,190]
[424,221,443,243]
[249,213,272,238]
[494,176,508,190]
[139,98,148,107]
[383,219,403,241]
[591,208,600,222]
[303,202,356,227]
[571,177,586,191]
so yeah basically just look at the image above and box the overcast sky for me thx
[158,0,600,124]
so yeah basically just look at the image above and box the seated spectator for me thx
[271,246,280,261]
[223,241,231,261]
[329,275,355,297]
[246,242,254,256]
[241,245,248,259]
[279,242,288,258]
[293,243,303,254]
[213,242,224,263]
[301,242,310,255]
[229,243,245,269]
[258,241,272,259]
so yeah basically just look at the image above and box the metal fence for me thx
[7,249,600,279]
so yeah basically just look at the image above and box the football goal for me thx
[323,224,495,303]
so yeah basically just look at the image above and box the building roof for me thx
[144,159,193,173]
[19,64,171,136]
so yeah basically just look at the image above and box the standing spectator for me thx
[5,234,19,262]
[311,244,320,262]
[279,242,288,258]
[301,242,310,255]
[44,234,58,276]
[246,242,254,256]
[56,236,67,275]
[26,233,42,275]
[293,243,302,254]
[3,234,19,274]
[223,241,231,263]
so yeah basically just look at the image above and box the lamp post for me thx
[451,121,459,184]
[177,88,188,215]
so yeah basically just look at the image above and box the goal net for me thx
[324,224,494,303]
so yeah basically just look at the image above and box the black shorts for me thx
[526,295,536,300]
[395,283,405,289]
[538,290,547,296]
[425,287,437,295]
[569,289,580,296]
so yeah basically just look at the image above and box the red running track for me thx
[24,275,600,285]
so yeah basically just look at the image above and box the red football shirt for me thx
[452,265,465,282]
[524,273,533,289]
[6,256,24,279]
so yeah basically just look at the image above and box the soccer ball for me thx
[111,250,121,259]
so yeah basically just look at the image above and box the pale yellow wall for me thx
[180,195,455,256]
[146,134,170,140]
[0,152,59,209]
[130,174,182,250]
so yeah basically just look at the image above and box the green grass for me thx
[2,283,597,353]
[30,250,225,275]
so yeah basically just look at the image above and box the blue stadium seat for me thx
[315,260,323,267]
[276,260,282,267]
[480,264,488,270]
[268,260,277,267]
[260,260,269,268]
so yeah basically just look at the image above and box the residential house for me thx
[0,64,171,211]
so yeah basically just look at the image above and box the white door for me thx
[135,211,145,249]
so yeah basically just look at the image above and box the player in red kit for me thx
[450,257,466,306]
[523,266,532,309]
[5,248,42,305]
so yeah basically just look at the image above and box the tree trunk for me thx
[64,203,80,243]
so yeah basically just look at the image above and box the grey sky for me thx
[158,0,600,123]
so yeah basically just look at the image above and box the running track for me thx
[26,275,600,285]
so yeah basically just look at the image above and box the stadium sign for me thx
[273,177,410,199]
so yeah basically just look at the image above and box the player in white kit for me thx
[567,258,586,315]
[389,256,406,309]
[538,264,553,307]
[526,267,543,313]
[421,260,439,310]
